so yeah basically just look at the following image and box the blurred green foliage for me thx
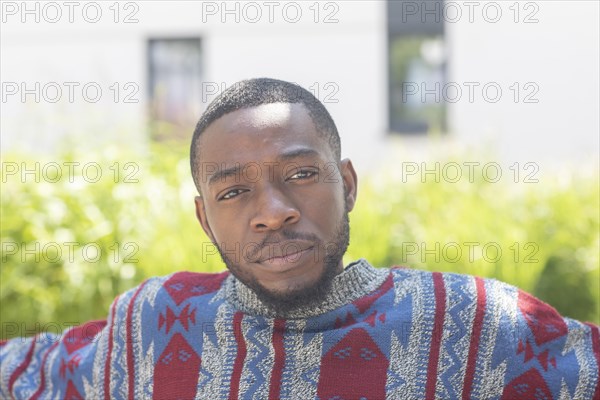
[1,145,598,339]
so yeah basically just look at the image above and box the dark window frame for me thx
[147,37,203,141]
[387,0,447,135]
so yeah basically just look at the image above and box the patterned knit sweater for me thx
[1,259,599,399]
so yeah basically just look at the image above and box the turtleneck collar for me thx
[222,259,390,319]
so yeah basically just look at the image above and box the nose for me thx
[250,186,300,232]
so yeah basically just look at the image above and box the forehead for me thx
[198,103,333,166]
[218,102,301,132]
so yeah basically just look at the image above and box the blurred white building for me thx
[1,1,598,174]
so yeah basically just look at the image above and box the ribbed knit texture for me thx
[225,259,389,318]
[1,260,599,399]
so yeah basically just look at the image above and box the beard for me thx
[217,205,350,317]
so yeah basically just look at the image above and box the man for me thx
[1,78,599,399]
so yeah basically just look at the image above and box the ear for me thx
[195,196,216,243]
[339,158,358,212]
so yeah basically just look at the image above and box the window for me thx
[388,0,446,134]
[148,38,203,141]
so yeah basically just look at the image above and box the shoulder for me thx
[106,268,231,328]
[107,269,231,324]
[387,265,600,398]
[100,269,231,356]
[98,270,232,397]
[388,265,598,337]
[387,265,514,303]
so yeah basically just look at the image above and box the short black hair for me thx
[190,78,341,192]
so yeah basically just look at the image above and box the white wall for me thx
[445,0,599,168]
[1,1,388,174]
[1,1,598,173]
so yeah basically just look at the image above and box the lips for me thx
[256,240,315,264]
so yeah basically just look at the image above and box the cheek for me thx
[208,206,261,251]
[206,209,241,244]
[303,184,345,229]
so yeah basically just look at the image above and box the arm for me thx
[0,319,107,399]
[500,289,600,400]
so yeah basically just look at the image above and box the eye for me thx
[218,188,246,201]
[288,169,317,180]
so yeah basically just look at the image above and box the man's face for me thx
[194,103,357,314]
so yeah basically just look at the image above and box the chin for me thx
[262,274,321,298]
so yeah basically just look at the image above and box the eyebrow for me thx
[207,165,243,188]
[207,148,321,187]
[277,148,320,162]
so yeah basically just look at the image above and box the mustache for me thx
[246,229,320,260]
